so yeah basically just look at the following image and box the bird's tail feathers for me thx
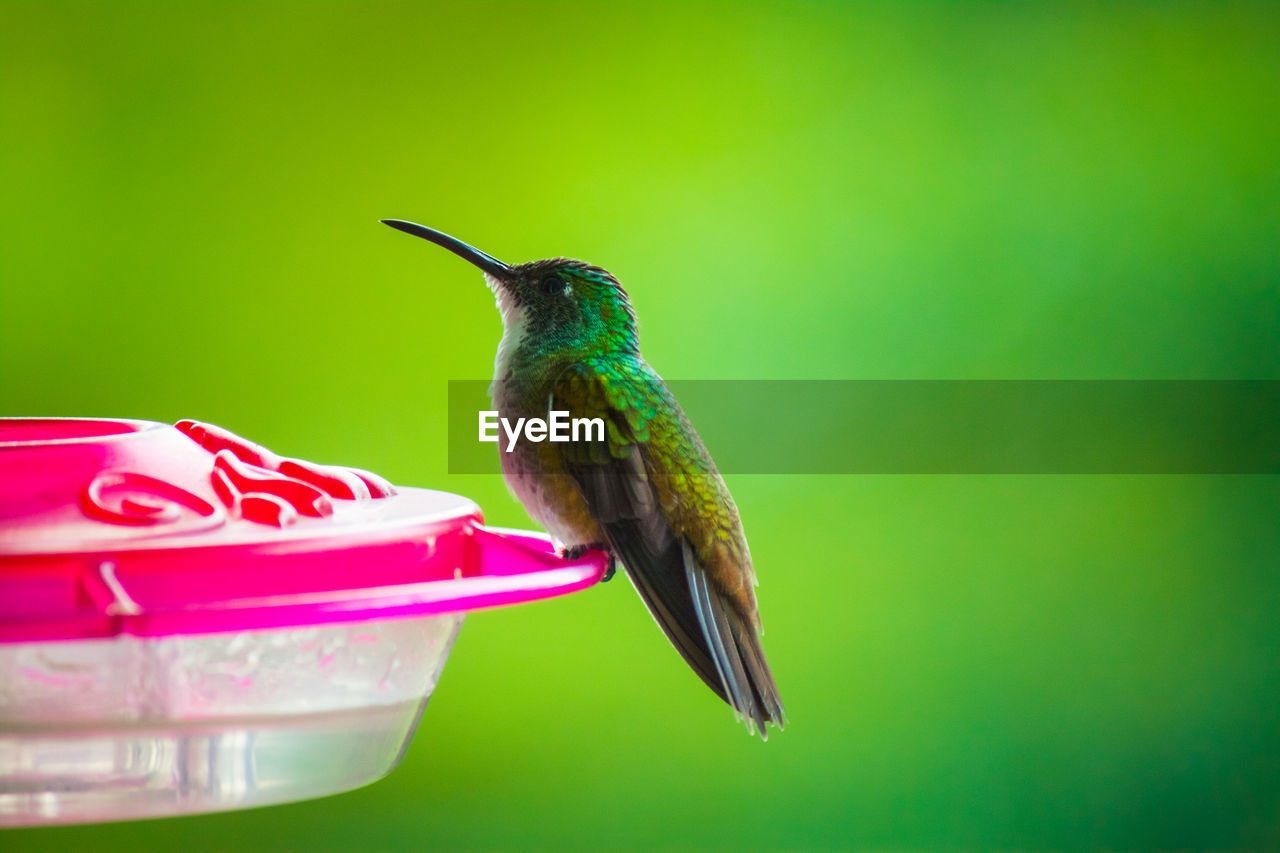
[682,540,785,738]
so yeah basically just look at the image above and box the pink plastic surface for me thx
[0,418,607,643]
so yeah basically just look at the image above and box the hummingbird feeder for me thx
[0,417,608,827]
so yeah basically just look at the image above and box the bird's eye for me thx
[541,274,567,295]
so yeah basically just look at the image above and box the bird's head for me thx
[383,219,638,360]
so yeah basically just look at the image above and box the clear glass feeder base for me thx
[0,615,463,827]
[0,701,425,827]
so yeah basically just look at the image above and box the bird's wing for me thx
[551,361,784,736]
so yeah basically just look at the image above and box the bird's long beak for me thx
[381,219,510,279]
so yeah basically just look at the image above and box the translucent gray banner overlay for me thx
[447,381,1279,474]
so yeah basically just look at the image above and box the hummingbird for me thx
[382,219,785,737]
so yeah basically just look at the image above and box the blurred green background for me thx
[2,1,1279,850]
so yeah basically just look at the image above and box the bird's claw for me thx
[562,543,616,582]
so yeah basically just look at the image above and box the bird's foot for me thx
[562,543,616,582]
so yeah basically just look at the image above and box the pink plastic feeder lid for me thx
[0,418,607,643]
